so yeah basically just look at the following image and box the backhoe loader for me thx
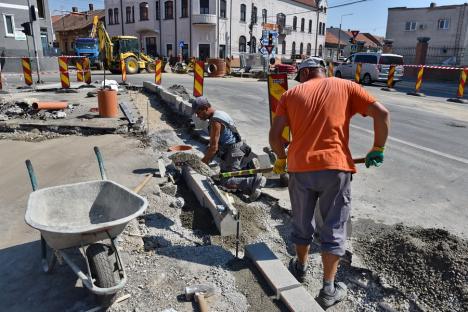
[96,21,156,74]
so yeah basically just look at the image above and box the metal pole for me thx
[314,8,320,56]
[120,0,124,35]
[229,0,232,56]
[338,14,352,61]
[27,0,41,83]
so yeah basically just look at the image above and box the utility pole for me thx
[27,0,41,83]
[314,0,322,56]
[249,3,254,53]
[338,13,353,61]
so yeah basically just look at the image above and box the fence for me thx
[392,47,466,66]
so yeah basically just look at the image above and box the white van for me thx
[334,53,404,85]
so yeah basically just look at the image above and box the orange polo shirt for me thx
[276,77,376,173]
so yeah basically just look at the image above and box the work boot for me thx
[316,282,348,308]
[248,174,266,201]
[288,258,308,283]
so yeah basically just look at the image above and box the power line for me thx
[265,0,372,19]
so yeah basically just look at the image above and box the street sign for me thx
[351,30,359,38]
[265,45,274,54]
[179,41,184,48]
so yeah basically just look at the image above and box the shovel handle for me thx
[195,293,209,312]
[353,157,366,164]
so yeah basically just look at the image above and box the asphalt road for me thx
[2,71,468,238]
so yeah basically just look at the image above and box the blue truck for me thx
[74,38,102,69]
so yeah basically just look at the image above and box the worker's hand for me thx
[365,146,384,168]
[273,158,287,174]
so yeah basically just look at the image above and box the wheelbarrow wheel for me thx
[86,243,119,307]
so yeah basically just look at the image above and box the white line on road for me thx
[351,124,468,165]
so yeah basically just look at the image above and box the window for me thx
[220,0,226,18]
[405,21,416,31]
[322,23,326,35]
[306,43,311,56]
[251,36,256,52]
[277,13,285,27]
[282,40,286,54]
[328,49,332,58]
[126,6,132,23]
[155,2,160,20]
[262,9,267,24]
[252,6,257,24]
[438,19,449,29]
[299,42,303,55]
[300,18,304,32]
[219,44,226,58]
[308,20,312,33]
[239,36,246,52]
[319,22,322,35]
[3,15,14,37]
[114,8,119,24]
[108,9,114,24]
[167,44,173,56]
[140,2,149,20]
[165,1,173,19]
[181,0,188,17]
[354,54,377,64]
[37,0,45,18]
[318,44,323,57]
[200,0,209,14]
[291,41,296,55]
[240,4,246,22]
[293,16,297,31]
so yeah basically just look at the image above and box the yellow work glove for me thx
[273,158,287,174]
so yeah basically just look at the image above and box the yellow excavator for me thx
[95,20,156,74]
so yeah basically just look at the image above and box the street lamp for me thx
[337,13,353,60]
[314,0,323,56]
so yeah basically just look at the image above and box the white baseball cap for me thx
[295,57,326,81]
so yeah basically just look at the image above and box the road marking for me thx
[351,124,468,165]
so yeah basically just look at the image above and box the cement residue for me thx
[0,130,63,142]
[167,85,194,102]
[168,152,216,177]
[354,220,468,311]
[148,129,183,151]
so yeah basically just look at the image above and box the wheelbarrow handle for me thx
[93,146,107,180]
[353,157,366,164]
[25,159,38,191]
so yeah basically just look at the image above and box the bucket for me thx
[168,145,193,152]
[97,89,118,118]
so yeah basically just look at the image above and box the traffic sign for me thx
[351,30,359,38]
[265,45,274,54]
[179,41,185,48]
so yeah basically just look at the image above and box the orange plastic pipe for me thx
[32,101,68,110]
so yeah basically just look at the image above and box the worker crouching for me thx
[192,97,266,201]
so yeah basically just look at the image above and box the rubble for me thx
[168,152,215,177]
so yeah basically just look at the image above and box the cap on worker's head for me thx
[295,57,326,82]
[191,96,211,114]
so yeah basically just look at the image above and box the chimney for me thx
[430,2,436,8]
[89,3,94,11]
[72,7,78,13]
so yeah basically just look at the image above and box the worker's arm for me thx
[364,101,390,167]
[202,121,222,164]
[269,116,288,174]
[366,101,390,148]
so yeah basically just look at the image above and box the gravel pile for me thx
[355,221,468,311]
[168,152,216,177]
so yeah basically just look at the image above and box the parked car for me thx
[334,53,404,85]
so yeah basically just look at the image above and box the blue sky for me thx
[49,0,464,35]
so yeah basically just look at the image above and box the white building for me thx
[104,0,327,60]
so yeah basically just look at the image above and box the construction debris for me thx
[169,152,216,177]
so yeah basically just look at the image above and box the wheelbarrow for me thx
[24,147,148,307]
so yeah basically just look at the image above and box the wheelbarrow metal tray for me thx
[25,180,148,250]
